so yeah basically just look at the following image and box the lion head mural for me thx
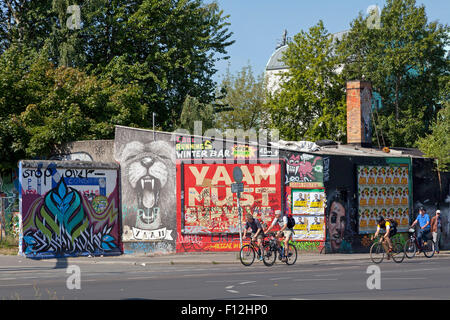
[117,140,176,237]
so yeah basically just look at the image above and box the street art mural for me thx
[178,162,282,252]
[291,189,326,241]
[113,126,449,254]
[323,190,355,253]
[357,165,410,234]
[114,126,177,254]
[284,153,323,187]
[19,161,121,258]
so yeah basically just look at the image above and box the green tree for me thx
[339,0,450,147]
[417,101,450,172]
[215,65,266,132]
[178,95,215,135]
[0,0,234,132]
[264,21,347,142]
[0,45,148,168]
[0,0,54,53]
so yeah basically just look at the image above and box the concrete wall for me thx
[52,140,115,162]
[51,128,449,255]
[322,155,413,253]
[114,127,177,255]
[18,160,122,258]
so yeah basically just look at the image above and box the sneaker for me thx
[259,255,263,261]
[281,256,287,262]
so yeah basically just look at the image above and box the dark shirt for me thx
[245,219,262,234]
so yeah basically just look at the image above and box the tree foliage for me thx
[264,21,347,142]
[0,45,147,167]
[339,0,449,147]
[178,95,214,135]
[417,101,450,172]
[215,65,266,132]
[0,0,234,166]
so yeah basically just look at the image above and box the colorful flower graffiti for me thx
[20,163,121,258]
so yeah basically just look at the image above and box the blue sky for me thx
[211,0,450,83]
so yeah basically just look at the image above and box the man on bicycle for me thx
[372,216,397,259]
[410,207,431,252]
[264,210,294,262]
[242,213,264,260]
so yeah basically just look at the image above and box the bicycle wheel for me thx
[262,244,277,266]
[391,242,405,263]
[239,244,255,266]
[370,242,384,264]
[423,239,435,258]
[285,243,297,265]
[404,239,416,259]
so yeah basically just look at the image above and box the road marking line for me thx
[382,277,427,280]
[314,273,342,277]
[226,290,239,294]
[225,285,234,289]
[269,277,291,281]
[294,278,338,281]
[239,281,256,285]
[248,294,269,297]
[0,283,33,287]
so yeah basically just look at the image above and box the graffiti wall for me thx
[114,126,177,255]
[284,152,323,187]
[178,162,282,252]
[357,165,411,233]
[323,155,412,253]
[18,161,121,258]
[291,189,326,241]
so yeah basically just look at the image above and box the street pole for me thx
[152,112,156,140]
[232,166,244,249]
[237,191,243,248]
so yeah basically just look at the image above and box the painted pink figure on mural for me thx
[286,155,319,181]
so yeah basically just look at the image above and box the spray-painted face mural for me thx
[327,200,346,252]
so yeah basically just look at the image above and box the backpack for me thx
[386,218,398,229]
[287,214,296,229]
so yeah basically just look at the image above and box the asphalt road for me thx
[1,254,450,300]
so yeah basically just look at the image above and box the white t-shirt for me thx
[271,216,288,228]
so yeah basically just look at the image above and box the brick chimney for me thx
[346,80,372,147]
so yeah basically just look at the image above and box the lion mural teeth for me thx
[117,138,176,236]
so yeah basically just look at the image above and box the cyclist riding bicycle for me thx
[410,207,431,252]
[371,216,397,260]
[242,213,264,260]
[264,210,294,262]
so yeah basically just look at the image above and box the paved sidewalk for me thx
[2,250,449,267]
[16,250,450,266]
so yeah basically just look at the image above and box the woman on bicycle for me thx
[371,216,397,259]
